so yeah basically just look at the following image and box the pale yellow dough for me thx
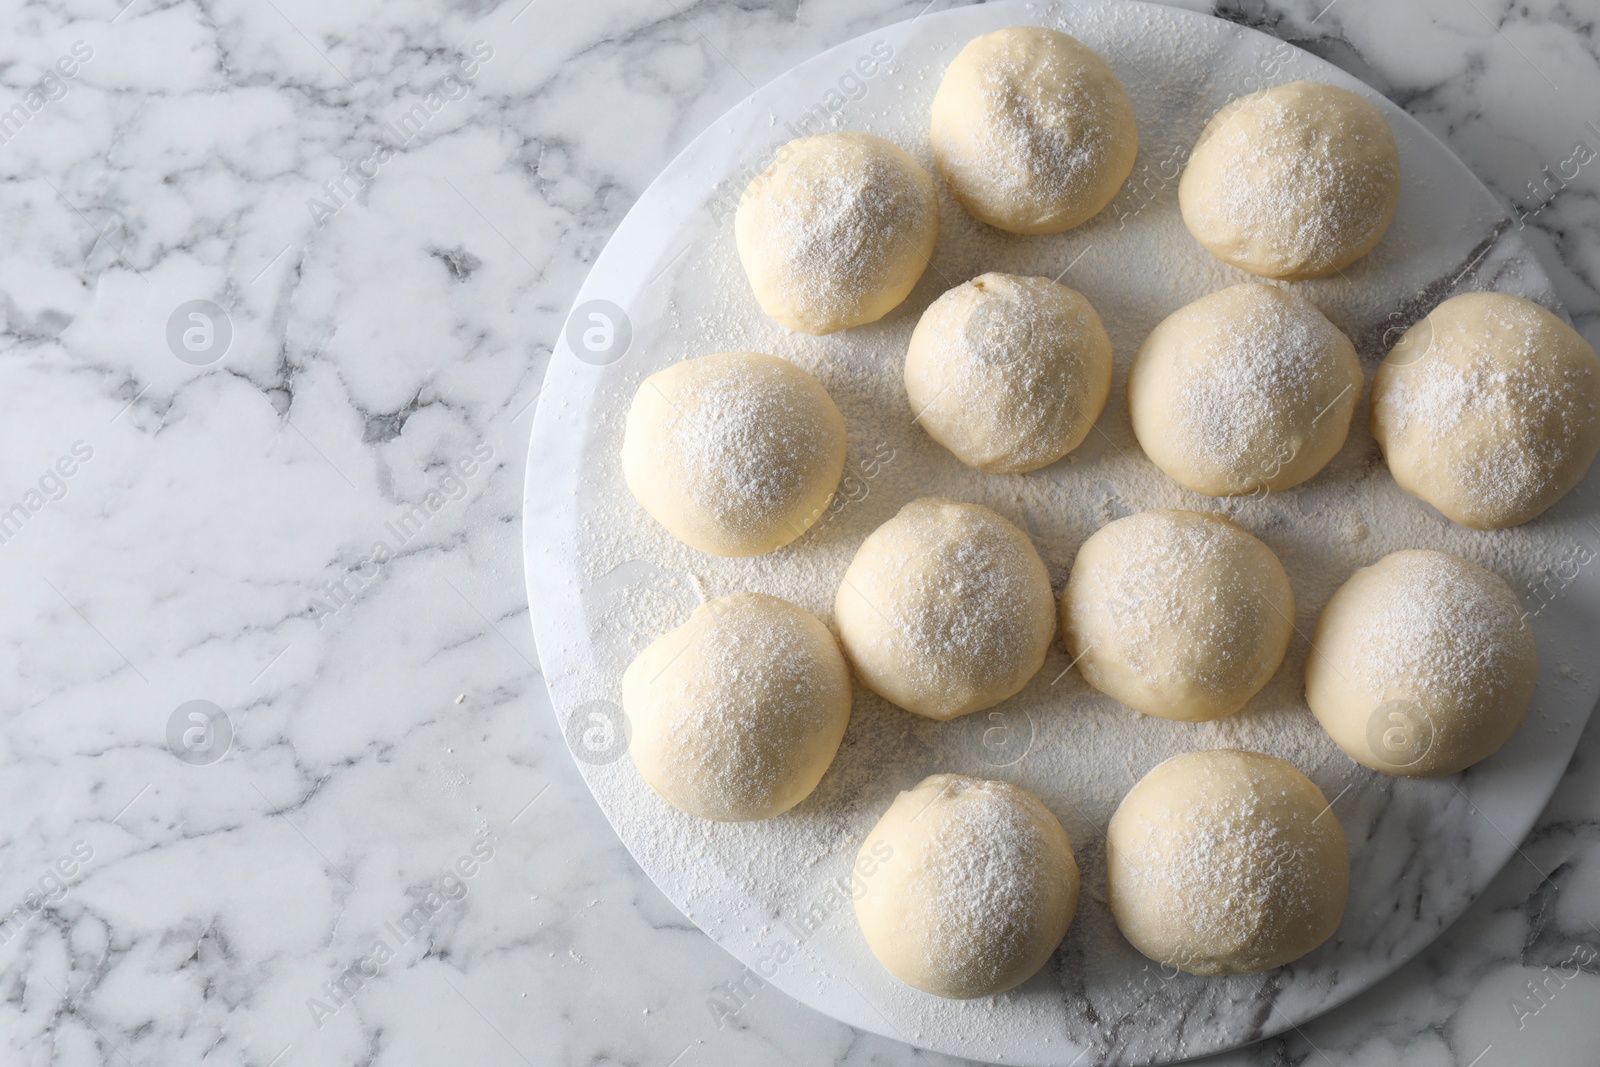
[621,352,846,557]
[835,498,1055,720]
[735,131,939,334]
[854,774,1079,998]
[905,273,1113,474]
[1370,291,1600,529]
[1128,283,1362,496]
[1305,549,1538,777]
[1107,750,1349,976]
[623,593,852,821]
[1060,509,1293,721]
[930,26,1138,235]
[1179,80,1400,280]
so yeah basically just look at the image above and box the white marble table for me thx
[1,2,1596,1066]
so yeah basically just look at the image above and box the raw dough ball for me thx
[1305,550,1538,777]
[905,273,1113,474]
[835,498,1055,720]
[1107,750,1349,976]
[1179,81,1400,279]
[736,131,939,334]
[622,352,846,557]
[1370,291,1600,529]
[1128,283,1362,495]
[930,26,1138,235]
[622,593,852,821]
[1060,509,1293,721]
[854,774,1079,998]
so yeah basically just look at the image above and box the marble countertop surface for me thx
[2,1,1597,1065]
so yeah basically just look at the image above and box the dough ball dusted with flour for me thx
[905,273,1112,474]
[736,131,939,334]
[930,26,1138,235]
[855,774,1080,998]
[1371,292,1600,529]
[623,593,852,821]
[1061,510,1293,722]
[1180,81,1400,280]
[1128,283,1362,496]
[622,352,846,556]
[1107,750,1349,976]
[835,498,1055,720]
[1306,550,1538,777]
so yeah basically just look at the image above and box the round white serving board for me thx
[524,2,1600,1062]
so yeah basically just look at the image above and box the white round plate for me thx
[524,2,1599,1063]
